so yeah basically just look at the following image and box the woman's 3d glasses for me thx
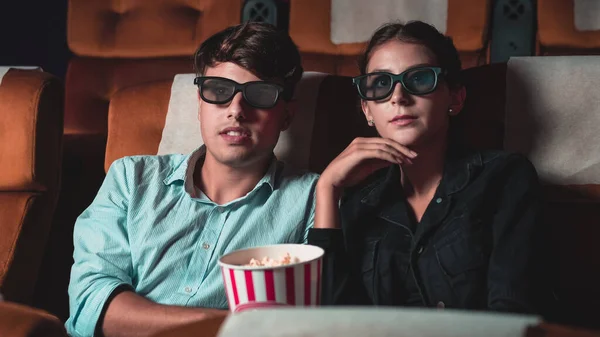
[353,66,444,100]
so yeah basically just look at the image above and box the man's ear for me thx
[448,85,466,116]
[197,91,203,122]
[281,100,296,131]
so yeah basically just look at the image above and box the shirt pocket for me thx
[435,239,486,277]
[434,213,488,277]
[434,230,488,309]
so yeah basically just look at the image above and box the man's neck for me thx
[194,153,272,205]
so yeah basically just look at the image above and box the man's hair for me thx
[194,22,303,101]
[358,21,462,89]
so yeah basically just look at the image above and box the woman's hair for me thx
[358,21,462,89]
[194,22,303,101]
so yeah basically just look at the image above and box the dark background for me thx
[0,0,71,79]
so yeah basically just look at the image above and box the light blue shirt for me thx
[66,147,318,337]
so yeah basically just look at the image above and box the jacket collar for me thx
[359,145,483,207]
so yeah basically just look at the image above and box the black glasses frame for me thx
[193,76,285,109]
[352,66,444,100]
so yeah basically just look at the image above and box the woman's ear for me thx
[361,100,374,125]
[448,85,467,116]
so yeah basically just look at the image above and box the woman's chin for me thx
[385,134,421,147]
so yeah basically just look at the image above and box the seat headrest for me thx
[330,0,448,44]
[504,56,600,186]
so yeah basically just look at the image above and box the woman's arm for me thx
[487,154,554,315]
[308,137,416,304]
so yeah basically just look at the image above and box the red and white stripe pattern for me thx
[221,259,322,312]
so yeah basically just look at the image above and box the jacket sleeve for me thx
[307,228,349,305]
[487,154,554,315]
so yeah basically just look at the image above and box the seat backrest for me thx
[503,56,600,329]
[289,0,491,76]
[538,0,600,56]
[0,68,63,304]
[460,57,600,329]
[65,0,242,136]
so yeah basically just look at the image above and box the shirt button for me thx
[217,207,225,213]
[435,197,443,204]
[437,301,445,309]
[202,242,210,250]
[184,287,192,293]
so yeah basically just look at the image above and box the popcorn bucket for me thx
[218,244,324,312]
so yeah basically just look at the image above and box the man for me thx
[66,22,317,337]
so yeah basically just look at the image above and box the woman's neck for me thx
[401,138,447,198]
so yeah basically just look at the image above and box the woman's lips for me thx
[390,115,417,126]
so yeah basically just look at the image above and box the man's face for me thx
[198,62,292,168]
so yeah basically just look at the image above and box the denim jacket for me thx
[309,148,554,314]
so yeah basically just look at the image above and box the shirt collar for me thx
[163,146,205,186]
[163,146,279,196]
[359,145,483,206]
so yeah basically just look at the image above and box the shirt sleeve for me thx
[65,158,134,337]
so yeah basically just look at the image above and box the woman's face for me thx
[361,40,465,148]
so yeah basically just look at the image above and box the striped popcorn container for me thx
[218,244,324,313]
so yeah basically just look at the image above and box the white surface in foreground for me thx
[217,307,540,337]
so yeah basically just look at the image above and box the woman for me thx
[308,21,552,314]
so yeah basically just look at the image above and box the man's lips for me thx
[219,127,251,143]
[220,126,250,136]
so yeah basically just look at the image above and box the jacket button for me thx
[435,197,443,204]
[437,301,445,309]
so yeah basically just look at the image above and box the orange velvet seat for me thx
[538,0,600,56]
[289,0,490,76]
[0,69,63,305]
[0,302,68,337]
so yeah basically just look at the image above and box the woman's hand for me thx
[314,137,416,229]
[319,137,417,191]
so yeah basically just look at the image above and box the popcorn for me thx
[246,252,300,267]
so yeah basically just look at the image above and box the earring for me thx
[448,108,453,115]
[368,119,375,126]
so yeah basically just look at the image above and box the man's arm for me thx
[67,158,229,337]
[66,158,136,337]
[100,291,227,337]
